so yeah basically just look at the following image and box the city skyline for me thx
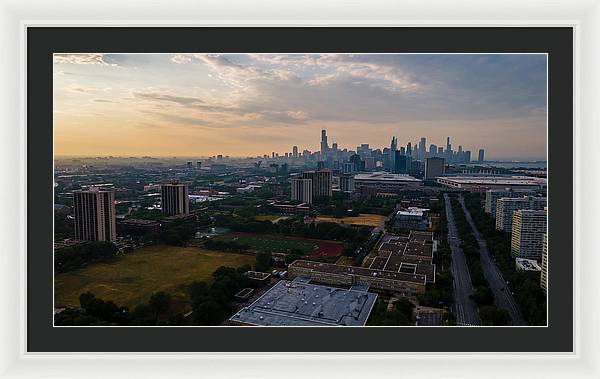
[54,53,547,160]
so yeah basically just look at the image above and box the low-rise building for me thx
[394,207,430,231]
[229,280,377,326]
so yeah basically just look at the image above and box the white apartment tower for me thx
[291,178,313,204]
[510,209,548,259]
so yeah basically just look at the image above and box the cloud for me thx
[133,92,205,106]
[171,54,193,64]
[92,98,120,103]
[53,53,117,66]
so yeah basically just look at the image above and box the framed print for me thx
[1,0,599,378]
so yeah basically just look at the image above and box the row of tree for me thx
[54,291,183,326]
[417,194,454,313]
[54,241,118,273]
[450,197,511,326]
[462,193,547,326]
[367,297,417,326]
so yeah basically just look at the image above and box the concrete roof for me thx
[229,280,377,326]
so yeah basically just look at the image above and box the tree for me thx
[149,291,171,323]
[255,252,272,272]
[193,300,225,325]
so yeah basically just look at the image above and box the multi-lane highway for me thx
[444,194,480,326]
[458,195,528,326]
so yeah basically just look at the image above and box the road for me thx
[444,194,481,326]
[458,195,528,326]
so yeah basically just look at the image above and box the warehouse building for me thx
[229,279,377,326]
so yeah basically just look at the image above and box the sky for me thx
[53,53,547,160]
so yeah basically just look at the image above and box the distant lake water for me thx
[485,161,547,169]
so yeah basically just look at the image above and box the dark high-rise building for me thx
[161,182,189,216]
[317,161,325,170]
[302,170,333,199]
[196,161,202,169]
[393,151,410,174]
[73,188,116,242]
[424,157,445,180]
[292,146,298,158]
[320,129,329,156]
[349,154,363,172]
[429,144,437,157]
[339,174,355,193]
[406,142,412,157]
[478,149,485,162]
[419,137,426,159]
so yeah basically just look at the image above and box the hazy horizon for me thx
[54,53,548,161]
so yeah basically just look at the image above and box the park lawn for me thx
[315,213,386,227]
[54,245,255,309]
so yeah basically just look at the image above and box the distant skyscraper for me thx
[478,149,485,162]
[394,151,410,174]
[196,161,202,169]
[339,174,355,193]
[424,157,445,180]
[446,137,452,162]
[320,129,329,156]
[429,144,437,157]
[406,142,412,157]
[511,209,547,259]
[291,178,313,204]
[161,182,189,216]
[292,146,298,158]
[437,146,444,155]
[73,188,116,242]
[419,137,426,159]
[302,170,333,198]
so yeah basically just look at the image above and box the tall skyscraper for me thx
[406,142,412,157]
[161,182,190,216]
[292,145,298,158]
[478,149,485,162]
[541,233,548,294]
[73,187,116,242]
[511,209,548,259]
[424,157,445,180]
[429,144,437,157]
[393,151,410,174]
[495,196,547,232]
[291,178,313,204]
[320,129,329,156]
[302,169,333,198]
[446,137,452,162]
[419,137,427,159]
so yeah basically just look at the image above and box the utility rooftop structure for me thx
[229,280,377,326]
[436,175,546,191]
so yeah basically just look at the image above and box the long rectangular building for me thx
[485,188,535,217]
[288,260,426,296]
[353,173,422,192]
[437,175,546,191]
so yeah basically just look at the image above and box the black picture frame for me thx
[28,27,573,353]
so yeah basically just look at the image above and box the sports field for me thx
[315,213,386,227]
[54,245,254,309]
[218,232,343,258]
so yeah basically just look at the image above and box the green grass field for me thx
[54,245,255,309]
[219,234,316,254]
